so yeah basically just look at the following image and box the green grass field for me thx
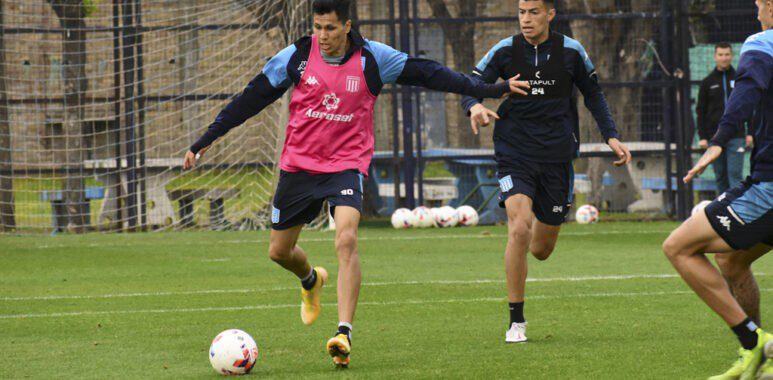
[1,222,770,379]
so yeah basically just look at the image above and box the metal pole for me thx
[399,0,415,209]
[389,0,401,210]
[135,0,147,230]
[412,0,423,207]
[660,0,675,217]
[675,0,694,220]
[112,0,123,228]
[121,0,137,229]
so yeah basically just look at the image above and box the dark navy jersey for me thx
[461,32,619,163]
[190,28,509,154]
[711,29,773,181]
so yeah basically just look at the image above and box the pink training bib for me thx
[279,35,378,176]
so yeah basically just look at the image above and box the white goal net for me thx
[0,0,311,233]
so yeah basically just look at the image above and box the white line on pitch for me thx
[26,229,672,250]
[0,273,683,301]
[3,288,772,320]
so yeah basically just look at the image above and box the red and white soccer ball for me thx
[429,207,441,227]
[434,206,459,228]
[412,206,434,228]
[391,208,418,229]
[209,329,259,376]
[456,205,479,227]
[575,204,599,224]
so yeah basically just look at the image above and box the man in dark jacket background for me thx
[696,42,754,195]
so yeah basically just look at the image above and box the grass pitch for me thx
[1,221,771,379]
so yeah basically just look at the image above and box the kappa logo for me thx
[716,215,732,231]
[305,75,320,86]
[322,92,340,111]
[535,71,541,79]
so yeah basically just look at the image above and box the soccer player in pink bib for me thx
[183,0,529,368]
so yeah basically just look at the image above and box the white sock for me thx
[338,322,352,330]
[338,322,353,338]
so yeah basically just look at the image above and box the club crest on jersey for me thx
[322,93,340,111]
[306,93,353,122]
[346,76,360,93]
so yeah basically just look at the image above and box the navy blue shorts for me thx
[497,156,574,226]
[705,178,773,250]
[271,169,364,230]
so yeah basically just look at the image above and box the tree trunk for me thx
[427,0,480,148]
[0,0,16,231]
[48,0,89,232]
[563,0,656,211]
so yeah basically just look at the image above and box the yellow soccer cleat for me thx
[300,267,327,325]
[709,329,773,380]
[758,360,773,380]
[761,338,773,380]
[326,333,351,368]
[709,348,753,380]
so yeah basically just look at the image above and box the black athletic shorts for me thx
[705,178,773,250]
[497,156,574,226]
[271,169,364,230]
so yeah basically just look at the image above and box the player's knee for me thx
[662,235,686,261]
[268,244,291,263]
[508,219,531,242]
[530,242,555,261]
[335,230,358,257]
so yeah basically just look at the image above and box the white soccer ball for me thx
[429,208,441,227]
[391,208,417,229]
[434,205,459,228]
[456,205,479,227]
[209,329,259,376]
[575,204,599,224]
[412,206,434,228]
[691,200,712,217]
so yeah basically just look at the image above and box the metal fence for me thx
[358,0,760,222]
[0,0,762,233]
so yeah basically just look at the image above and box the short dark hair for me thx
[312,0,351,22]
[521,0,555,8]
[715,42,732,52]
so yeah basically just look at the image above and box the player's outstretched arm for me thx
[183,45,296,169]
[395,57,528,98]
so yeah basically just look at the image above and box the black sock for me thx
[509,302,525,325]
[732,318,759,350]
[337,325,352,344]
[301,269,317,291]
